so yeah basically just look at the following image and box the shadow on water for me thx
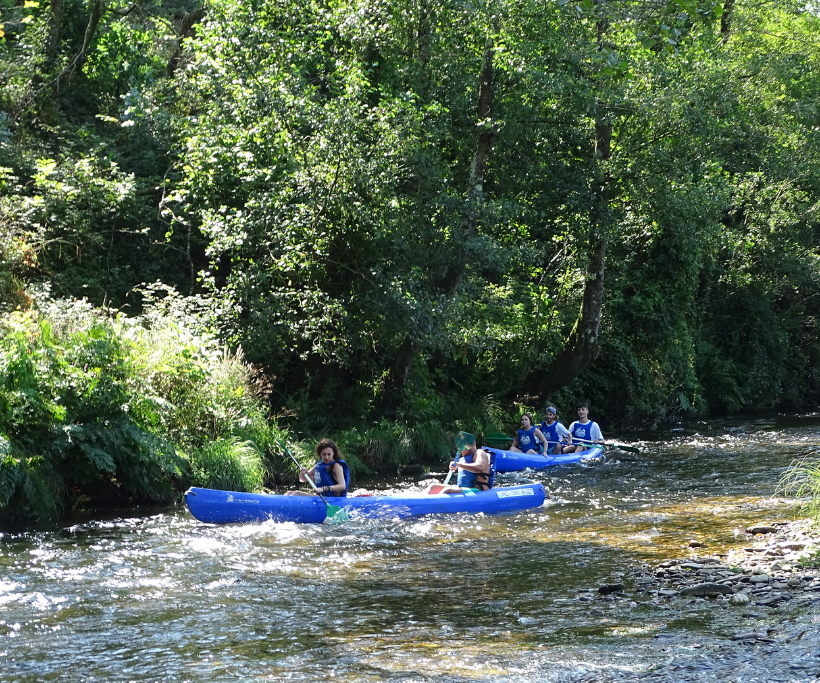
[1,414,820,681]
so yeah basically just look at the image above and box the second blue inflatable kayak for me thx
[185,483,546,525]
[488,446,604,473]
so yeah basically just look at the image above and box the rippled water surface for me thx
[2,415,820,682]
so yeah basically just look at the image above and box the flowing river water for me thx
[2,415,820,682]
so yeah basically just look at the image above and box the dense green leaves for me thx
[0,298,279,519]
[1,0,819,511]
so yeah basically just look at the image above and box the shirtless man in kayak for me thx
[427,431,493,494]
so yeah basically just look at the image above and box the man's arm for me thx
[455,450,490,473]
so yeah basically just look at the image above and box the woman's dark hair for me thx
[521,413,533,424]
[315,438,342,461]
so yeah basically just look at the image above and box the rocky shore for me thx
[624,518,820,629]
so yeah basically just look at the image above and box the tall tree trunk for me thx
[55,0,106,95]
[167,7,206,78]
[440,17,498,297]
[416,0,432,99]
[45,0,64,68]
[381,17,498,406]
[529,114,611,399]
[720,0,736,40]
[531,237,607,396]
[526,9,615,400]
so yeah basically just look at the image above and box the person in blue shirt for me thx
[285,438,350,497]
[539,406,572,454]
[510,413,548,454]
[564,402,604,453]
[427,432,493,494]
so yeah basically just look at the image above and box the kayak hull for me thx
[185,483,546,525]
[488,447,603,473]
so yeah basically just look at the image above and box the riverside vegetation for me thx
[1,0,820,519]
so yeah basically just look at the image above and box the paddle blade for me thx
[455,431,475,452]
[325,505,349,523]
[613,443,640,454]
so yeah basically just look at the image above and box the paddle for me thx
[278,438,348,522]
[573,439,640,455]
[427,431,471,494]
[427,453,460,495]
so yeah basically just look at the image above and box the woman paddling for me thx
[285,438,350,497]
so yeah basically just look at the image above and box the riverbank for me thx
[626,516,820,618]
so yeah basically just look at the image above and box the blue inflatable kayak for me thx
[185,483,546,525]
[488,446,604,473]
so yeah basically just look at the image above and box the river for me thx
[2,415,819,682]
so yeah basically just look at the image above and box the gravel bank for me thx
[627,519,820,616]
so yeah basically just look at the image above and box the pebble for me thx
[679,562,704,570]
[598,583,624,595]
[679,582,733,596]
[627,517,820,626]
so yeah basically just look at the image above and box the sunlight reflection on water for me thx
[1,415,819,681]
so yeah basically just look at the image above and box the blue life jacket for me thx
[569,421,596,445]
[314,459,350,497]
[517,426,538,452]
[539,422,565,453]
[456,450,496,491]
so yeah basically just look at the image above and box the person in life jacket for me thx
[539,406,572,455]
[284,438,350,497]
[427,431,494,494]
[509,413,548,454]
[563,402,605,453]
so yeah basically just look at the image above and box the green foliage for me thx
[0,294,281,520]
[1,0,820,494]
[780,453,820,524]
[798,550,820,568]
[187,438,265,492]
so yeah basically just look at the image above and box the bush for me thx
[0,295,281,520]
[187,438,265,492]
[780,453,820,523]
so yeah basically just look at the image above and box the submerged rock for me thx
[756,593,791,607]
[679,562,704,570]
[598,583,624,595]
[679,582,733,596]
